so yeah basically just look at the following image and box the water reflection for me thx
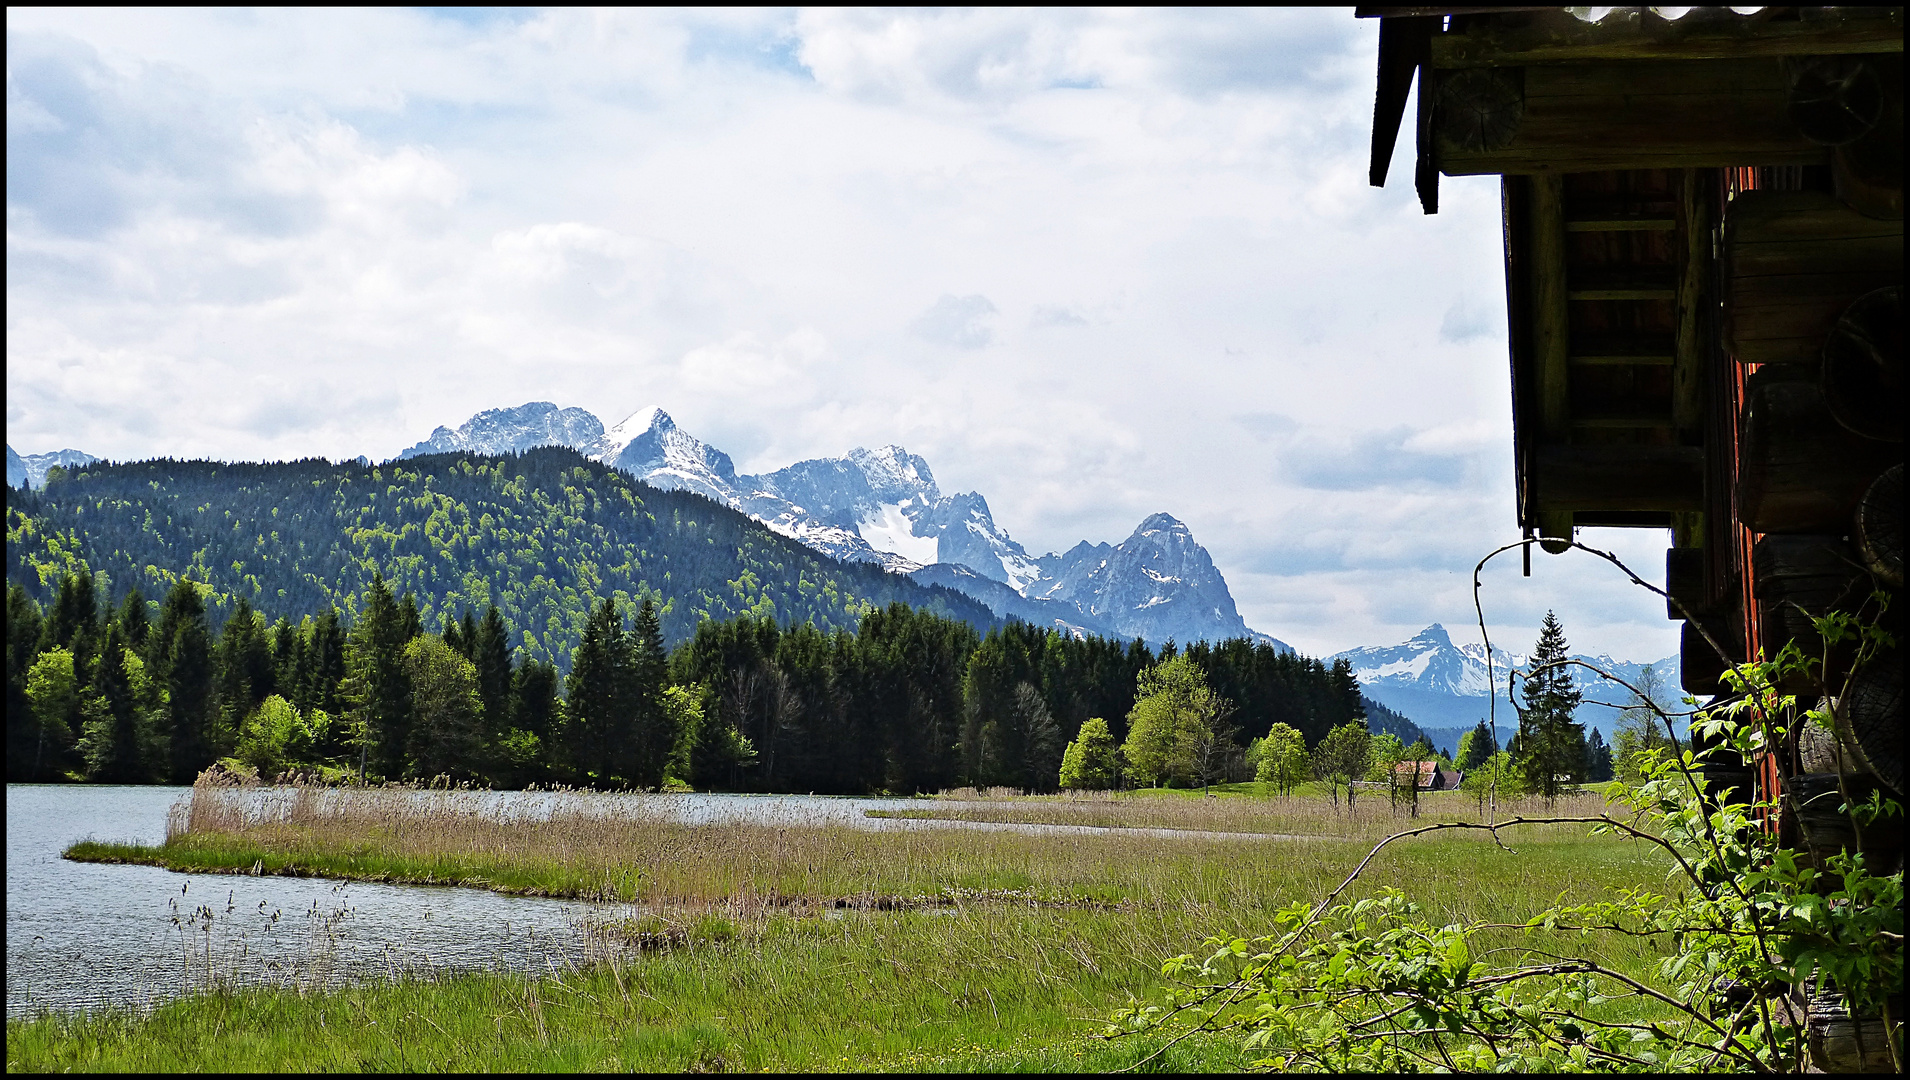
[6,786,631,1020]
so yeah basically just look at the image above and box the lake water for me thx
[6,785,641,1020]
[7,784,1283,1019]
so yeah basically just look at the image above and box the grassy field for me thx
[13,783,1673,1071]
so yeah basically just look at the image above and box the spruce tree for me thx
[628,595,673,789]
[344,574,415,780]
[6,586,47,781]
[1456,720,1497,771]
[157,580,215,783]
[472,606,514,747]
[561,598,635,787]
[1515,611,1585,801]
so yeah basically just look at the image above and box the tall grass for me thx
[28,778,1680,1071]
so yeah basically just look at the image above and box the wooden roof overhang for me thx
[1358,6,1903,552]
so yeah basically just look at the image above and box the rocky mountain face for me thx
[1329,623,1679,739]
[395,403,1286,648]
[6,446,101,490]
[398,402,609,461]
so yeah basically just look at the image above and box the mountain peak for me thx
[1136,512,1188,534]
[1413,623,1454,647]
[609,407,672,438]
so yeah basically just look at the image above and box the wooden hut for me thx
[1357,7,1901,1070]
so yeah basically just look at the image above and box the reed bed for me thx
[900,784,1612,840]
[31,778,1680,1071]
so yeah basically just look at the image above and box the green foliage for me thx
[25,646,80,779]
[1309,722,1370,807]
[1115,602,1905,1073]
[1253,723,1308,795]
[235,695,325,777]
[403,635,485,780]
[1121,654,1233,789]
[4,449,996,668]
[1057,716,1119,790]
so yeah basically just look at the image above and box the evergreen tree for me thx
[560,598,636,787]
[213,597,273,748]
[1455,720,1497,771]
[305,607,347,718]
[342,574,414,780]
[1585,728,1614,783]
[157,580,215,783]
[470,605,514,765]
[6,585,47,781]
[1515,611,1585,801]
[626,595,675,789]
[116,589,150,655]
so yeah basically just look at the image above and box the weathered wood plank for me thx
[1725,190,1903,365]
[1672,169,1705,432]
[1531,444,1702,512]
[1565,217,1676,232]
[1442,60,1828,175]
[1737,367,1898,533]
[1432,8,1905,68]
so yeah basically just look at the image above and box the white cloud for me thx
[4,7,1680,664]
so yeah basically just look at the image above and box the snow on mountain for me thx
[1331,624,1679,738]
[397,403,1289,646]
[397,402,607,461]
[1028,513,1285,649]
[6,447,101,489]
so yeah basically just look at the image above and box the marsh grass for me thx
[896,784,1606,841]
[24,779,1680,1071]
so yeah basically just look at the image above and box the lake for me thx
[7,784,1278,1019]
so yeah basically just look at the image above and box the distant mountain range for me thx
[6,446,99,491]
[1330,623,1680,744]
[397,402,1287,651]
[10,419,1678,746]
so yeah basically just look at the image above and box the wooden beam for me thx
[1530,174,1569,441]
[1440,59,1830,175]
[1725,190,1903,365]
[1565,217,1676,232]
[1672,169,1706,433]
[1569,413,1676,430]
[1370,17,1438,187]
[1532,445,1705,513]
[1529,172,1571,553]
[1432,8,1904,68]
[1571,354,1674,367]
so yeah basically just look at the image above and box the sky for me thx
[6,6,1682,663]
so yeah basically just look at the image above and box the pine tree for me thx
[1455,720,1497,771]
[6,585,47,781]
[627,595,674,789]
[1585,728,1614,783]
[157,580,215,783]
[1516,611,1585,801]
[471,606,514,754]
[560,598,635,787]
[343,574,415,781]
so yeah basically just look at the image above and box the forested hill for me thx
[4,448,998,670]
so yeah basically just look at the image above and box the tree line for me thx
[4,448,996,674]
[7,569,1374,793]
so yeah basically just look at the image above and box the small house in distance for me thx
[1394,761,1461,791]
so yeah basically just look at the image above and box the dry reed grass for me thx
[902,786,1616,842]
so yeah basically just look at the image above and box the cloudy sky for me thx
[6,7,1681,662]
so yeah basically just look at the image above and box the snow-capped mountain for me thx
[6,446,101,490]
[398,402,609,461]
[1028,514,1272,647]
[1330,623,1680,739]
[395,404,1288,648]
